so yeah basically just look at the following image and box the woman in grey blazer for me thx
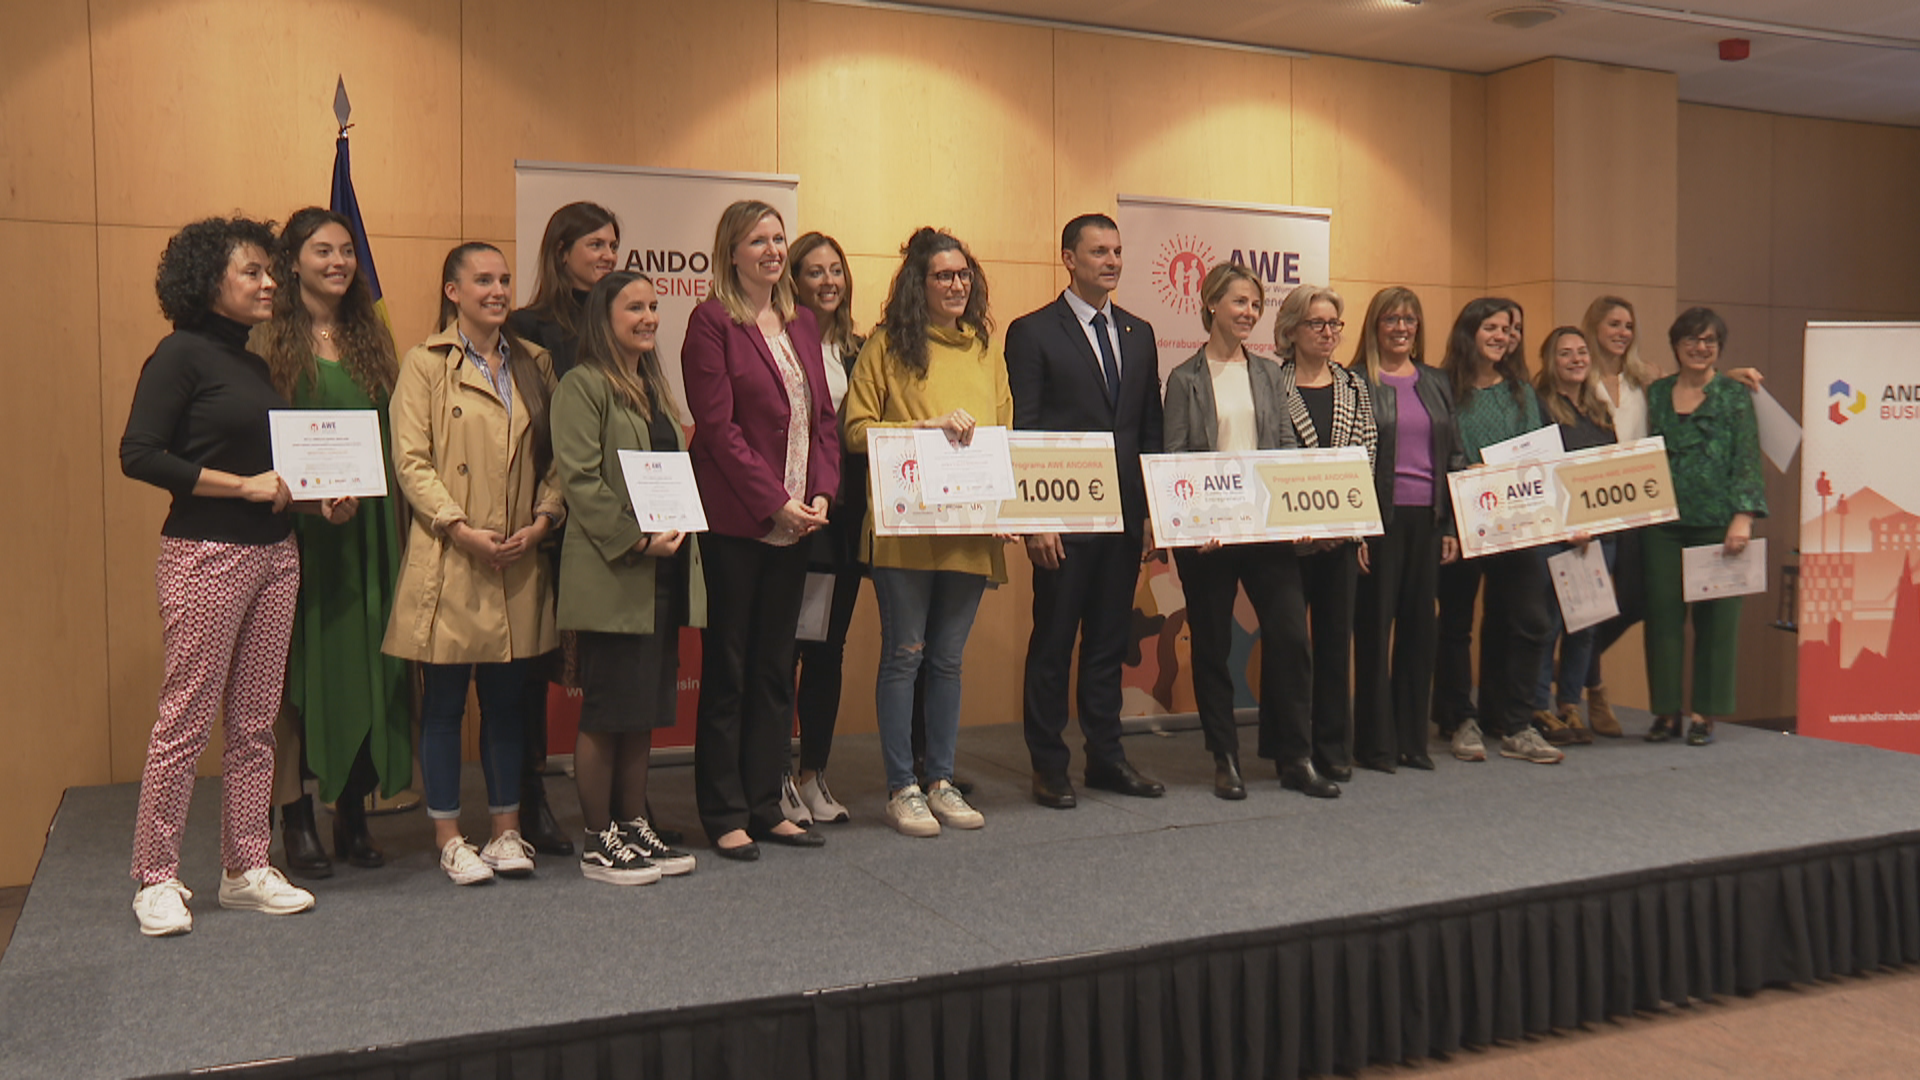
[1163,264,1333,800]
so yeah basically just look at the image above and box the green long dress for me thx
[289,357,412,802]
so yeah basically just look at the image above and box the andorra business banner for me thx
[1798,322,1920,754]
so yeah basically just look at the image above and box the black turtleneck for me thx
[506,288,589,379]
[119,313,293,544]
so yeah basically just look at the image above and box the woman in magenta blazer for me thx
[681,200,840,860]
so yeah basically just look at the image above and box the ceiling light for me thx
[1489,6,1562,30]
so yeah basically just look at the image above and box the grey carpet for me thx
[2,711,1916,1080]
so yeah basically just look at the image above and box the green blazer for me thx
[552,366,706,635]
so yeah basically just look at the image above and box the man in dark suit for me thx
[1006,214,1166,808]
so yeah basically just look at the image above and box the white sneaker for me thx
[133,879,193,937]
[886,784,940,838]
[440,835,494,885]
[480,830,536,877]
[797,773,850,824]
[1500,728,1567,764]
[778,774,815,825]
[925,781,984,830]
[217,866,315,915]
[1452,719,1488,762]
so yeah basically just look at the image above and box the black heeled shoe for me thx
[1213,753,1247,800]
[280,794,333,879]
[1398,752,1436,771]
[1278,760,1341,799]
[520,776,574,856]
[332,795,384,869]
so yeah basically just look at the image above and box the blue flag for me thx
[329,134,390,330]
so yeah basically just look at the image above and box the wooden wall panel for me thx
[779,0,1054,268]
[1485,61,1555,293]
[1677,104,1773,309]
[1294,57,1458,291]
[1050,30,1293,222]
[0,3,95,223]
[90,0,462,232]
[1769,115,1920,314]
[461,0,780,241]
[1551,61,1676,292]
[0,221,110,884]
[1449,73,1487,293]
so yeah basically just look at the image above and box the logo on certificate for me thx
[1171,477,1195,502]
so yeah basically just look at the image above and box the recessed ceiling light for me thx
[1489,6,1562,30]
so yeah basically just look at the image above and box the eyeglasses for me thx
[1680,335,1721,349]
[1379,314,1417,328]
[1302,319,1345,334]
[928,269,974,287]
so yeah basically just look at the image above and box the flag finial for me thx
[333,76,352,135]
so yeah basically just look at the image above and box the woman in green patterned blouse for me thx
[1643,307,1767,745]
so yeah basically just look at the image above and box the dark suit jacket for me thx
[1367,362,1466,537]
[1162,347,1299,453]
[681,300,840,540]
[1005,293,1163,534]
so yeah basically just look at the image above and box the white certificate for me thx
[269,409,388,498]
[1682,538,1768,601]
[1478,425,1565,466]
[1750,385,1802,472]
[912,425,1016,505]
[616,450,708,533]
[1547,543,1619,633]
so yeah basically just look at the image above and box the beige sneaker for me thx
[1500,728,1566,764]
[440,835,495,885]
[133,879,193,937]
[1451,719,1487,762]
[218,866,315,915]
[886,784,940,838]
[926,781,984,830]
[480,830,536,878]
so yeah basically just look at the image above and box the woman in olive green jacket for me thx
[553,270,705,883]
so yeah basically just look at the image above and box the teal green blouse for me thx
[1454,379,1547,464]
[1647,374,1767,529]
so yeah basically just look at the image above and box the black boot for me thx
[1278,759,1341,799]
[280,794,333,878]
[1213,753,1247,801]
[520,773,574,856]
[332,793,384,868]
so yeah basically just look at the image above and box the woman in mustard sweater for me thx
[842,228,1011,838]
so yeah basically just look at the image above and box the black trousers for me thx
[793,563,864,774]
[1022,532,1137,776]
[695,533,809,839]
[1172,543,1310,763]
[1435,548,1552,739]
[1586,527,1645,687]
[1353,507,1441,765]
[1298,544,1358,772]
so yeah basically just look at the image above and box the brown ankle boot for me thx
[1557,702,1594,745]
[1587,685,1623,738]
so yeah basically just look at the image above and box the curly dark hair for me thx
[155,216,278,329]
[260,207,398,401]
[879,227,991,379]
[1441,296,1528,409]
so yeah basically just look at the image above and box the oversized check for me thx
[1451,437,1679,558]
[269,409,388,498]
[1142,447,1381,547]
[868,430,1127,535]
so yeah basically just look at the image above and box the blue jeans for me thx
[420,660,529,819]
[1537,537,1617,709]
[872,567,987,794]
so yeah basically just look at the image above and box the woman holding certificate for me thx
[120,216,354,936]
[682,201,839,861]
[551,270,700,883]
[1272,285,1377,785]
[258,207,410,874]
[385,242,565,886]
[1163,264,1329,800]
[1348,287,1463,774]
[1433,298,1564,766]
[1643,308,1766,746]
[842,227,1009,836]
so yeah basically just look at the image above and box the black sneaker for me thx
[580,824,660,886]
[621,817,697,876]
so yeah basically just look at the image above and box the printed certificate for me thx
[1142,446,1381,547]
[268,409,389,498]
[1453,437,1679,558]
[1547,543,1620,633]
[868,429,998,536]
[1682,538,1769,601]
[616,450,708,533]
[912,425,1016,505]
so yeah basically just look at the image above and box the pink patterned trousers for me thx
[131,536,300,885]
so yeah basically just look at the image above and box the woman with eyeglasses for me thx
[1642,308,1765,746]
[842,227,1010,836]
[1348,287,1464,773]
[1271,285,1376,785]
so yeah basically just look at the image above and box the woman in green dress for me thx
[258,207,412,870]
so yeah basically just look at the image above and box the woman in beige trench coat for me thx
[384,241,565,886]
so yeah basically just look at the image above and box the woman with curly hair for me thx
[842,227,1010,836]
[120,216,356,936]
[256,207,410,873]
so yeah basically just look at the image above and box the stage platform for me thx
[3,711,1918,1080]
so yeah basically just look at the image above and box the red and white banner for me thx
[1798,322,1920,753]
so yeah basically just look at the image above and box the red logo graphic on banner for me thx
[1153,235,1215,316]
